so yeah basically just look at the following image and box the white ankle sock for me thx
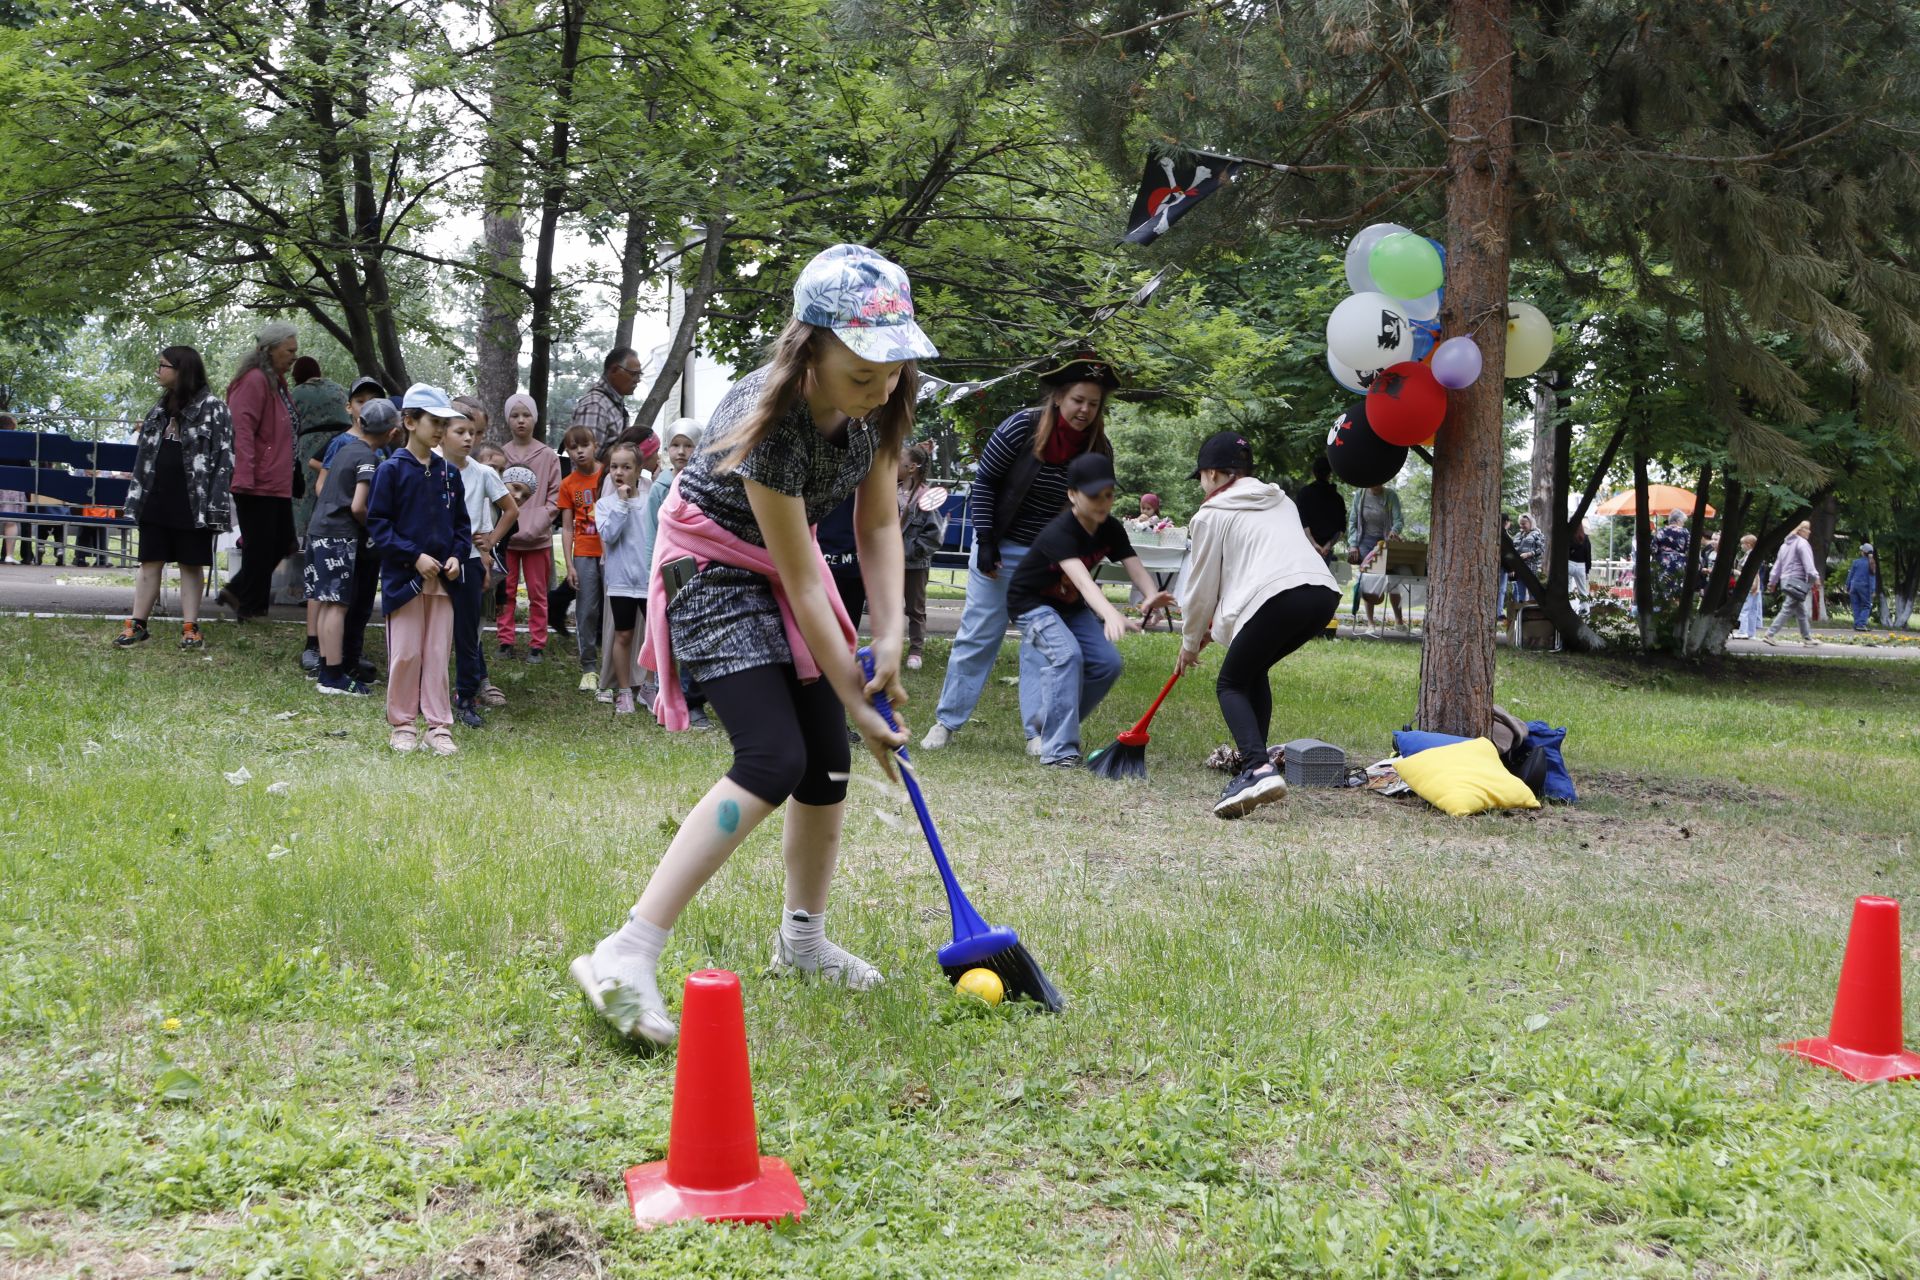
[776,909,882,990]
[593,910,671,1013]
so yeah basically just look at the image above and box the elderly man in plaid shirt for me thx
[550,347,644,637]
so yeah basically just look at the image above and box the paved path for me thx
[3,564,1914,659]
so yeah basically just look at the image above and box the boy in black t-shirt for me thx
[1008,453,1173,766]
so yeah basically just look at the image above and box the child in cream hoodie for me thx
[1176,431,1341,819]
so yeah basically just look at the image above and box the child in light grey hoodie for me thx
[1176,431,1342,819]
[594,441,650,713]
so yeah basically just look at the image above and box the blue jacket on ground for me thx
[367,447,471,615]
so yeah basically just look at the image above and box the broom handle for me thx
[857,649,997,942]
[1124,669,1182,737]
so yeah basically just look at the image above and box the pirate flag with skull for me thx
[1123,148,1241,245]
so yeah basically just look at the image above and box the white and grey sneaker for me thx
[1025,735,1044,757]
[569,953,678,1048]
[921,722,952,750]
[767,928,883,992]
[1214,762,1289,819]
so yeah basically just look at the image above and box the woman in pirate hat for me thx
[924,353,1120,753]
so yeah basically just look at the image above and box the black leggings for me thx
[702,663,851,807]
[1217,585,1340,766]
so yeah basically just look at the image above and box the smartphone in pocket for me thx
[661,555,698,604]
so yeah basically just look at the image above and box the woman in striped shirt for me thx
[924,354,1118,752]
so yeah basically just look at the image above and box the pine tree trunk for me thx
[1417,0,1512,739]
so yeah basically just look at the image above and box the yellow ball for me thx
[956,968,1004,1006]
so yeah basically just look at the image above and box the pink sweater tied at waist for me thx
[639,483,857,730]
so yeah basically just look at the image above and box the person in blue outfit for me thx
[1006,453,1171,767]
[1848,542,1879,631]
[924,354,1118,751]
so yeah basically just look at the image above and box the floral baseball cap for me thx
[793,244,939,364]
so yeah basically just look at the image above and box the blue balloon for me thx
[1411,317,1441,362]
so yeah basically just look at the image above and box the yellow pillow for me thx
[1391,737,1541,816]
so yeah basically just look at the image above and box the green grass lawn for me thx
[3,617,1919,1278]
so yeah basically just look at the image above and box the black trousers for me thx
[1217,585,1341,766]
[831,565,866,632]
[342,543,380,672]
[702,663,851,808]
[449,555,487,700]
[230,493,295,615]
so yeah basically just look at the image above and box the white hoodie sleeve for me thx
[1178,508,1222,654]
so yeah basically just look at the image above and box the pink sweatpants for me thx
[497,545,551,650]
[387,591,454,730]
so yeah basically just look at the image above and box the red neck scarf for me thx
[1041,419,1090,465]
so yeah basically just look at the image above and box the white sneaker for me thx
[906,653,923,671]
[767,930,883,991]
[1026,735,1043,757]
[921,722,952,750]
[569,954,677,1048]
[595,686,616,704]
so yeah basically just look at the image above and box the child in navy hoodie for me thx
[368,385,472,755]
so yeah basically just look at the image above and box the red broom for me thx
[1085,670,1181,780]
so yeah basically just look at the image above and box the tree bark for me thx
[1417,0,1513,738]
[524,0,584,438]
[1808,490,1839,622]
[629,217,728,433]
[613,209,651,353]
[474,10,527,442]
[1632,449,1654,651]
[1528,377,1555,568]
[1671,459,1712,644]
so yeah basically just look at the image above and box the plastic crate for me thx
[1281,738,1347,787]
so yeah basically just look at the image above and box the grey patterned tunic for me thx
[670,366,882,681]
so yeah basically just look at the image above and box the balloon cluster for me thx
[1322,222,1555,487]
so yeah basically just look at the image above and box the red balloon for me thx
[1366,361,1447,447]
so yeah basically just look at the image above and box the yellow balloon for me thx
[1505,301,1554,378]
[956,968,1004,1006]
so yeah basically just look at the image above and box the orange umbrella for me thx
[1592,485,1716,518]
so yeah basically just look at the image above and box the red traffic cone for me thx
[1780,896,1920,1082]
[624,970,806,1227]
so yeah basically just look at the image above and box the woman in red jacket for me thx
[218,321,300,620]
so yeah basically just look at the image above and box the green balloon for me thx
[1367,233,1444,301]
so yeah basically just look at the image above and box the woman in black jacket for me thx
[114,346,235,649]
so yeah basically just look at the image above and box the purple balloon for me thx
[1430,336,1483,390]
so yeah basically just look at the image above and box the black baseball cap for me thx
[1190,430,1254,479]
[1066,452,1117,495]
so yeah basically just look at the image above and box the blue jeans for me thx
[449,555,487,700]
[1851,585,1875,630]
[573,555,602,671]
[1738,592,1763,637]
[1015,605,1123,764]
[933,541,1030,731]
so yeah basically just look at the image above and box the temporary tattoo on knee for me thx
[717,799,741,833]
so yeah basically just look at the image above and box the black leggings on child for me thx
[701,663,851,807]
[1216,585,1340,766]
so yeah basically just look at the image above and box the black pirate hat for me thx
[1036,352,1122,391]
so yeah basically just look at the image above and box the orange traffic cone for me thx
[625,970,806,1227]
[1780,896,1920,1082]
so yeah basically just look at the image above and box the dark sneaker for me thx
[113,618,150,648]
[497,642,516,661]
[1214,762,1288,819]
[455,699,484,729]
[317,672,369,697]
[216,587,247,623]
[299,647,323,677]
[178,623,205,651]
[1041,753,1081,769]
[526,648,545,665]
[687,704,713,730]
[351,660,380,685]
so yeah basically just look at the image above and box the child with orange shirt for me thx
[556,424,605,690]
